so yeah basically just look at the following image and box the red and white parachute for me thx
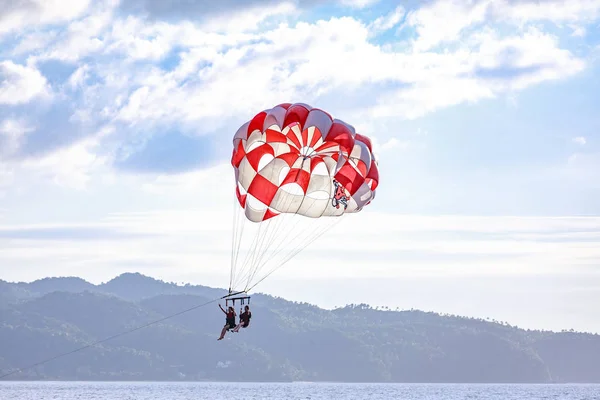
[228,103,380,293]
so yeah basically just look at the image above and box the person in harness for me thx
[233,305,251,333]
[217,304,237,340]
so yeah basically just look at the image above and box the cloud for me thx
[0,118,33,156]
[96,14,586,138]
[498,0,600,24]
[20,138,105,189]
[0,0,92,36]
[369,5,405,33]
[0,99,98,164]
[0,61,51,105]
[0,164,13,191]
[117,0,300,22]
[364,27,585,119]
[564,152,600,185]
[573,136,587,145]
[24,2,115,63]
[1,202,599,286]
[570,25,587,37]
[0,0,592,183]
[404,0,600,52]
[339,0,380,9]
[0,225,157,240]
[198,2,298,33]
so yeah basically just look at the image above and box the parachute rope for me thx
[241,189,308,287]
[231,180,303,290]
[230,193,345,293]
[245,214,346,293]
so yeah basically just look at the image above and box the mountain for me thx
[0,272,599,382]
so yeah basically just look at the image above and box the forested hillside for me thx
[1,273,599,382]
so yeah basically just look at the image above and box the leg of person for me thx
[234,322,248,332]
[218,325,228,340]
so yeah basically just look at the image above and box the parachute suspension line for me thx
[245,213,342,291]
[241,193,343,292]
[240,216,296,289]
[231,185,302,291]
[240,188,305,288]
[247,216,275,274]
[234,218,264,285]
[230,194,247,293]
[230,157,282,291]
[231,190,297,291]
[238,219,281,288]
[229,195,239,293]
[229,154,285,292]
[246,171,337,283]
[238,179,317,290]
[246,213,346,293]
[241,198,318,289]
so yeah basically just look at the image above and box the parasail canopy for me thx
[228,102,380,293]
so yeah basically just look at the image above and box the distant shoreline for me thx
[3,380,600,385]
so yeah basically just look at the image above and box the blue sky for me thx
[1,0,600,332]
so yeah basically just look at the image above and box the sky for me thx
[1,0,600,333]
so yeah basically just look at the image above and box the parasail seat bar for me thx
[224,290,251,307]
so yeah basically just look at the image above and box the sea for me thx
[0,381,599,400]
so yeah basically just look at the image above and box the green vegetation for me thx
[1,273,599,382]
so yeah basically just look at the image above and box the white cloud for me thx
[104,17,179,61]
[84,14,585,134]
[10,30,60,56]
[0,0,586,169]
[369,5,405,34]
[369,137,408,154]
[29,3,115,63]
[0,61,50,105]
[564,152,600,184]
[21,138,105,190]
[339,0,380,9]
[0,0,92,36]
[0,118,33,156]
[475,28,585,88]
[0,0,592,196]
[404,0,600,52]
[573,136,587,145]
[570,25,587,37]
[0,163,13,191]
[380,137,402,151]
[67,64,91,90]
[199,2,297,33]
[364,27,585,119]
[497,0,600,24]
[1,200,599,287]
[405,0,491,52]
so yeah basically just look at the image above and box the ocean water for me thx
[0,381,598,400]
